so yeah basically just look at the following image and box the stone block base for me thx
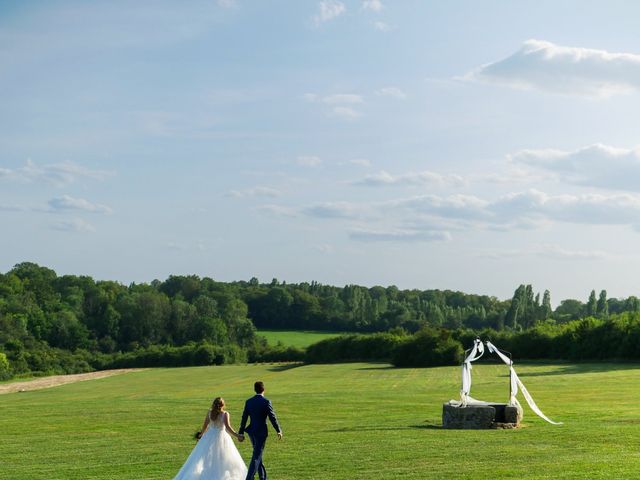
[442,403,522,429]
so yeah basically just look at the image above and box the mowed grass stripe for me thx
[257,330,346,348]
[3,363,640,479]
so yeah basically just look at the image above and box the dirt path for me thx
[0,369,146,395]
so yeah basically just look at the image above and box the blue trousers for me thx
[245,433,267,480]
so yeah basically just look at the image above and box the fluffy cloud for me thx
[362,0,383,12]
[354,170,466,188]
[296,155,322,167]
[511,143,640,192]
[50,218,96,233]
[262,189,640,243]
[467,39,640,97]
[0,159,112,187]
[331,106,361,119]
[304,92,364,119]
[396,189,640,228]
[349,158,372,167]
[350,228,450,242]
[480,244,609,261]
[302,201,361,219]
[228,186,282,198]
[48,195,113,214]
[312,243,334,254]
[257,204,298,217]
[375,87,406,99]
[313,1,346,25]
[321,94,364,104]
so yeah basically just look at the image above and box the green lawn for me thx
[258,329,345,348]
[2,362,640,479]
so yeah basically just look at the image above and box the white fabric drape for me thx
[460,338,484,406]
[486,341,562,425]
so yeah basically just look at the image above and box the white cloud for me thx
[323,189,640,231]
[467,39,640,97]
[313,243,334,254]
[47,195,113,214]
[313,1,346,25]
[304,92,365,119]
[302,201,361,219]
[167,242,187,251]
[511,143,640,192]
[375,86,406,99]
[372,21,391,32]
[362,0,383,12]
[395,189,640,228]
[166,240,208,251]
[228,186,282,198]
[350,228,450,242]
[477,167,551,186]
[0,159,113,187]
[50,218,96,233]
[217,0,236,7]
[261,188,640,245]
[322,94,364,104]
[480,244,609,261]
[331,106,361,119]
[349,158,372,167]
[0,203,27,212]
[296,155,322,167]
[257,204,299,217]
[354,170,466,188]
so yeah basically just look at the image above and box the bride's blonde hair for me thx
[210,397,225,421]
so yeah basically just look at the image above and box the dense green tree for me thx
[541,290,552,320]
[597,290,609,318]
[587,290,597,317]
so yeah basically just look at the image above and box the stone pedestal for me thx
[442,403,522,429]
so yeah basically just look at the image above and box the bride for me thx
[173,397,248,479]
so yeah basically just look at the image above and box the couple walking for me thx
[173,381,282,480]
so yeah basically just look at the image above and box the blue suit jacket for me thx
[239,394,281,437]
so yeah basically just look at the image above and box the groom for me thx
[239,381,282,480]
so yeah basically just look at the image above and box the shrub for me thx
[0,352,10,380]
[305,332,405,363]
[392,328,463,367]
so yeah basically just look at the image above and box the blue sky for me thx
[3,0,640,303]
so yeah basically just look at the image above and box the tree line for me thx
[3,262,640,379]
[306,311,640,367]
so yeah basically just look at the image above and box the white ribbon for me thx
[486,341,562,425]
[460,338,484,405]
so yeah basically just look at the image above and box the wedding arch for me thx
[449,338,562,426]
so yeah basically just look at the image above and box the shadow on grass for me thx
[408,422,443,430]
[266,363,305,372]
[328,421,443,433]
[514,362,640,377]
[356,364,395,371]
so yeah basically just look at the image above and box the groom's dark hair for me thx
[254,381,265,394]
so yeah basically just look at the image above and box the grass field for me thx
[257,329,345,348]
[3,362,640,479]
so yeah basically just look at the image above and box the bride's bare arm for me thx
[198,410,211,440]
[223,412,241,439]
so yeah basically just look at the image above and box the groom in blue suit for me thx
[239,381,282,480]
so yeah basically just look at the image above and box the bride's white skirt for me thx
[173,427,248,480]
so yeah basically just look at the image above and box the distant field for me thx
[258,329,345,348]
[3,362,640,479]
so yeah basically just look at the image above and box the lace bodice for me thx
[208,411,226,430]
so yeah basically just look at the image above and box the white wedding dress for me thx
[173,411,248,480]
